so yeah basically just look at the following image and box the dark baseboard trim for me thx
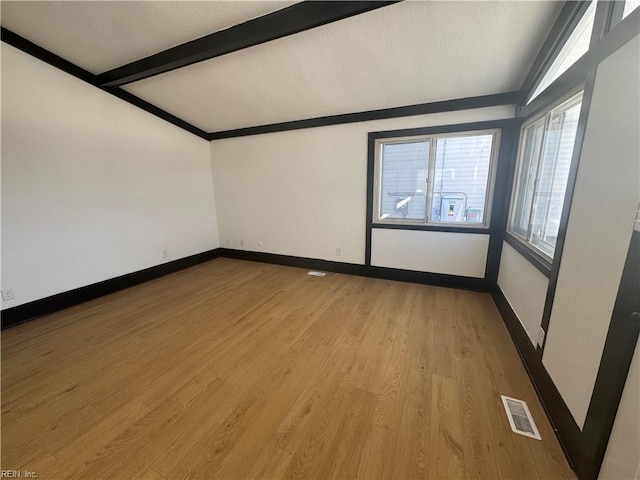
[492,287,584,474]
[2,247,489,330]
[218,248,489,292]
[1,249,221,330]
[219,248,368,276]
[580,230,640,480]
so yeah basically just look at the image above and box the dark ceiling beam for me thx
[97,0,401,88]
[208,91,521,140]
[1,27,210,140]
[1,27,96,85]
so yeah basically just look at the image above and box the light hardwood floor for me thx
[1,258,575,479]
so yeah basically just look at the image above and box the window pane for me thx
[431,134,494,223]
[528,0,596,103]
[507,91,583,260]
[510,119,545,237]
[530,98,582,255]
[378,141,429,221]
[623,0,640,19]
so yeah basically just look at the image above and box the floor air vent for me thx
[501,395,542,440]
[307,271,327,277]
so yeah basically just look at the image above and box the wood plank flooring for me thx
[1,258,576,479]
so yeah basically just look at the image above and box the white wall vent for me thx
[501,395,542,440]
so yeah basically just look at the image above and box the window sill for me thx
[372,223,490,234]
[504,233,552,277]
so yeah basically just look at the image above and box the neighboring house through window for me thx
[373,130,500,228]
[508,91,583,261]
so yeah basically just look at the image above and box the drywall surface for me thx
[1,44,219,309]
[498,241,549,345]
[599,340,640,480]
[370,229,488,278]
[124,1,556,132]
[542,36,640,429]
[210,106,514,267]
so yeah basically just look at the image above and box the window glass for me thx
[623,0,640,19]
[528,1,596,103]
[431,135,493,224]
[374,130,498,227]
[378,141,429,221]
[510,119,545,237]
[530,100,581,255]
[508,92,583,260]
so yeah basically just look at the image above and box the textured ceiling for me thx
[0,1,561,134]
[123,1,561,132]
[0,1,297,74]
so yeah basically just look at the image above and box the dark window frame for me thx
[506,89,585,267]
[371,129,500,229]
[365,118,515,268]
[520,1,594,106]
[499,6,640,480]
[508,2,640,279]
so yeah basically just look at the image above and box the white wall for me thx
[599,340,640,480]
[210,106,514,270]
[498,241,549,345]
[1,44,220,309]
[542,36,640,428]
[371,229,488,278]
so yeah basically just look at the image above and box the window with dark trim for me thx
[527,0,596,104]
[508,91,583,261]
[372,130,500,228]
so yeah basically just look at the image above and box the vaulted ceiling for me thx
[1,1,563,135]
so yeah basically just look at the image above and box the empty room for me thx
[1,1,638,479]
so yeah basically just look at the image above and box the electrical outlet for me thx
[2,289,15,301]
[537,327,546,348]
[226,239,231,246]
[162,249,169,259]
[257,241,263,247]
[240,240,245,247]
[336,247,342,257]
